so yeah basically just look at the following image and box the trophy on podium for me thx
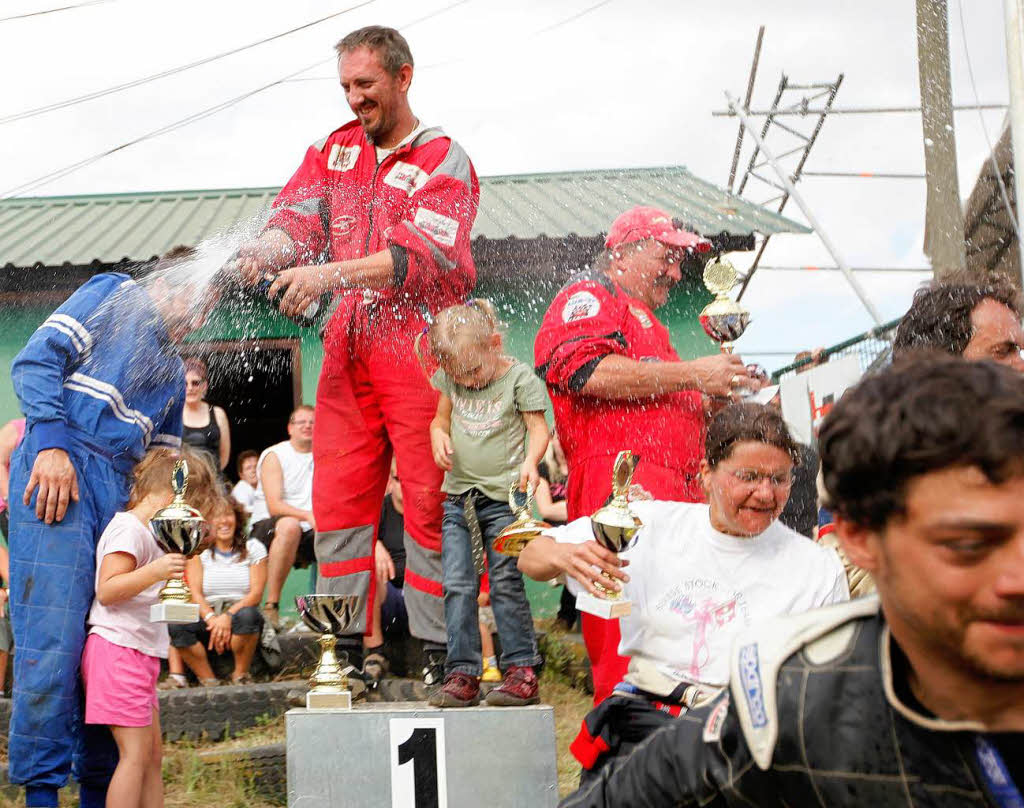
[149,460,207,624]
[296,594,361,710]
[494,482,550,557]
[576,451,642,619]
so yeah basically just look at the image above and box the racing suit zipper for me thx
[364,157,386,255]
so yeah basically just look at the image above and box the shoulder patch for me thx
[562,290,601,323]
[327,144,361,172]
[384,161,430,196]
[629,305,653,328]
[703,693,730,743]
[414,207,459,247]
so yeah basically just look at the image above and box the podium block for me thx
[287,702,557,807]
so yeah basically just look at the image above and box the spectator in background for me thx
[249,406,315,629]
[167,497,267,686]
[231,450,260,512]
[0,418,26,543]
[363,461,409,684]
[893,270,1024,368]
[181,357,232,473]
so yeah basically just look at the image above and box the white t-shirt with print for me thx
[546,500,849,688]
[231,479,257,511]
[198,538,268,602]
[88,511,169,659]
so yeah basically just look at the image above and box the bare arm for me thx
[268,250,396,318]
[517,534,628,599]
[96,551,184,607]
[232,229,298,285]
[0,421,19,504]
[214,406,231,471]
[582,353,752,400]
[519,411,550,492]
[429,394,454,472]
[261,452,314,523]
[534,478,568,523]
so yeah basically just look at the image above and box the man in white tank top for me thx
[249,406,315,627]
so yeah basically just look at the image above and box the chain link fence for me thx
[771,318,902,382]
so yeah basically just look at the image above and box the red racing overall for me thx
[265,121,479,643]
[534,269,706,702]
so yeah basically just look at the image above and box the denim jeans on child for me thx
[441,492,541,676]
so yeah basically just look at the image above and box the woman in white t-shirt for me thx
[518,402,849,779]
[167,496,268,685]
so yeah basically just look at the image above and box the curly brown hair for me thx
[819,354,1024,530]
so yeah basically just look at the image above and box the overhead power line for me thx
[712,102,1006,117]
[0,0,110,23]
[0,0,375,126]
[0,0,475,199]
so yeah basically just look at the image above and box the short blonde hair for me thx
[416,299,503,367]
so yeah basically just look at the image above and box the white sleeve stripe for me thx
[64,372,156,438]
[151,433,182,447]
[47,313,93,352]
[40,321,85,355]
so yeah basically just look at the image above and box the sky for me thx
[0,0,1016,370]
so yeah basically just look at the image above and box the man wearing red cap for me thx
[534,206,756,704]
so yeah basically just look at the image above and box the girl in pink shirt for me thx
[83,448,215,808]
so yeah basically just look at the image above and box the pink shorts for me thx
[82,633,160,727]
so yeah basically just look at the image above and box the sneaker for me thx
[157,675,188,690]
[335,646,365,683]
[481,664,501,683]
[363,650,390,684]
[422,649,447,687]
[263,602,281,630]
[428,672,480,708]
[231,673,254,685]
[485,665,539,707]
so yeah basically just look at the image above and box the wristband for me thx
[202,610,215,622]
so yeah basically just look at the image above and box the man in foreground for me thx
[561,355,1023,807]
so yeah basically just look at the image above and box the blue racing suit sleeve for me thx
[10,274,125,454]
[150,397,184,449]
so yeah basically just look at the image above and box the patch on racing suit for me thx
[327,144,361,172]
[561,290,601,323]
[703,694,730,743]
[738,643,768,728]
[385,161,430,195]
[629,305,653,328]
[414,207,459,247]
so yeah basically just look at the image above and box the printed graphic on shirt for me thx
[414,207,459,247]
[629,305,653,329]
[561,290,601,323]
[327,144,361,172]
[384,161,430,196]
[655,580,751,680]
[451,393,503,436]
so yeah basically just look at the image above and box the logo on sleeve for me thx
[332,215,357,240]
[384,161,430,195]
[738,643,768,728]
[702,694,730,743]
[327,144,361,172]
[414,207,459,247]
[629,305,653,329]
[561,290,601,323]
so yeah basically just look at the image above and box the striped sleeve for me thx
[11,273,123,453]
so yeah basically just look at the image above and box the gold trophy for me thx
[576,451,642,619]
[494,482,550,557]
[149,460,207,624]
[699,258,751,353]
[295,594,361,710]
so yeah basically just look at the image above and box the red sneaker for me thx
[428,672,481,708]
[484,665,539,706]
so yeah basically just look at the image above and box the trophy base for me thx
[306,689,352,710]
[150,602,200,624]
[576,592,632,619]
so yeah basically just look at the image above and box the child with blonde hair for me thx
[82,446,217,808]
[418,299,549,707]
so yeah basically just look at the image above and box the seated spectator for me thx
[167,496,267,686]
[893,270,1024,368]
[362,462,409,683]
[231,449,260,512]
[249,406,315,628]
[519,403,849,780]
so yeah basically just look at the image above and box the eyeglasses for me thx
[726,468,793,488]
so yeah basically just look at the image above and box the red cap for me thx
[605,206,712,252]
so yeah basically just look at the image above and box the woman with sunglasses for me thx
[181,357,231,473]
[518,402,850,782]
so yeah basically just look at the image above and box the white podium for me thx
[287,702,558,807]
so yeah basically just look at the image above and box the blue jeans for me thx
[441,492,540,677]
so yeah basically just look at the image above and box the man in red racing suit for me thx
[534,206,758,703]
[234,27,478,678]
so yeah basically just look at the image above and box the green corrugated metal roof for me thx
[0,166,809,267]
